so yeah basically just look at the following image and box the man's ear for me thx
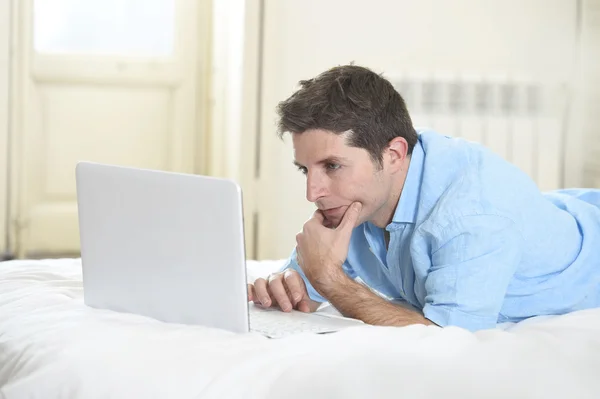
[385,137,409,172]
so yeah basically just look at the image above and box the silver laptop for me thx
[75,162,362,338]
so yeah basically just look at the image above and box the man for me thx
[247,64,600,332]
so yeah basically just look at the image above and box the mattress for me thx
[1,258,600,399]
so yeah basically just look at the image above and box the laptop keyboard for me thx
[249,307,346,339]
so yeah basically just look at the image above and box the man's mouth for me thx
[322,205,348,219]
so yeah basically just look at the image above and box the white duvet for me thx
[1,258,600,399]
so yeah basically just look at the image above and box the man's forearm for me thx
[319,274,437,327]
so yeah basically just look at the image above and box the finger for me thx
[283,269,307,306]
[247,284,255,302]
[268,275,293,312]
[295,232,302,246]
[312,209,325,223]
[253,278,272,307]
[296,298,311,313]
[337,202,362,233]
[295,247,303,266]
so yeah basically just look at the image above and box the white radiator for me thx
[392,73,566,191]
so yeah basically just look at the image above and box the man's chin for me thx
[321,205,366,229]
[323,217,339,229]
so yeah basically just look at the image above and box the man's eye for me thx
[326,163,341,171]
[297,166,308,175]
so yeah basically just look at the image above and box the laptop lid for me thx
[75,162,250,333]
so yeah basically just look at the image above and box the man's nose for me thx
[306,172,326,203]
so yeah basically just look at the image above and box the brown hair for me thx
[276,64,417,165]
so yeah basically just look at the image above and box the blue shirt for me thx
[282,129,600,331]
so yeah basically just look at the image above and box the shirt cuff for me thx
[423,304,498,332]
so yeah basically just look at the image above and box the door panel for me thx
[41,85,173,193]
[25,85,174,253]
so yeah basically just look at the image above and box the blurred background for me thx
[0,0,598,261]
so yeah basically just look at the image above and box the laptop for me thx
[75,162,363,338]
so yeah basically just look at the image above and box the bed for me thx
[1,258,600,399]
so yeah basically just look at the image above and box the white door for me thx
[11,0,208,258]
[254,0,580,260]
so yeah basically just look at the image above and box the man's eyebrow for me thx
[293,156,348,168]
[319,156,348,165]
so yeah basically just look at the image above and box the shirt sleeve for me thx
[279,247,357,304]
[422,214,523,331]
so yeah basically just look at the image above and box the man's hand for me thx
[295,202,362,292]
[247,269,321,313]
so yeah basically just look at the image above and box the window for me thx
[34,0,175,56]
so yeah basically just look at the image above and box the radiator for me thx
[392,74,565,191]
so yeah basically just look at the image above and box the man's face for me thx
[292,129,393,228]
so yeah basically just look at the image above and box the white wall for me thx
[580,0,600,187]
[251,0,581,260]
[208,0,246,180]
[0,0,10,256]
[209,0,263,257]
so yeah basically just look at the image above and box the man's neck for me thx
[384,230,391,250]
[370,155,411,229]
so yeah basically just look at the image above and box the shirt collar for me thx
[390,138,424,225]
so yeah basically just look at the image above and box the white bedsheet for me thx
[1,258,600,399]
